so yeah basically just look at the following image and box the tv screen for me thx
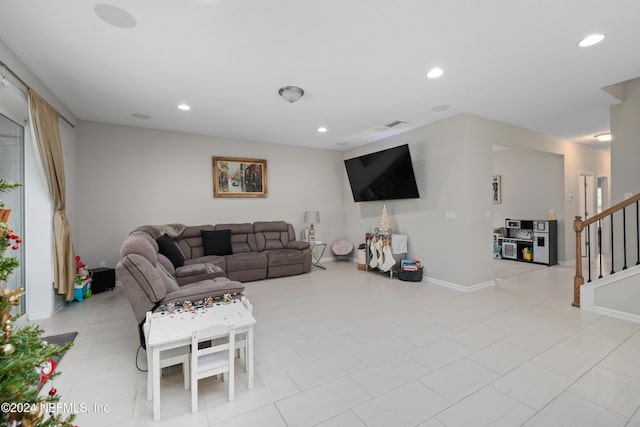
[344,144,420,202]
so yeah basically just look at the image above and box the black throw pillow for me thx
[202,229,232,256]
[156,234,185,268]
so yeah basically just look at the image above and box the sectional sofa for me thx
[116,221,311,346]
[171,221,312,282]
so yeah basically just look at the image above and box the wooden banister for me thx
[573,193,640,307]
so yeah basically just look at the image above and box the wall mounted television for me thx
[344,144,420,202]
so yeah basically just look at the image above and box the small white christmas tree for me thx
[379,204,391,235]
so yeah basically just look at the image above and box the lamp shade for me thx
[304,211,320,224]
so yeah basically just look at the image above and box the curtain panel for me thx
[28,89,76,301]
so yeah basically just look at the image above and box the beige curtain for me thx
[28,89,76,301]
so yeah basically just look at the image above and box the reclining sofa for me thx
[116,221,311,346]
[173,221,312,282]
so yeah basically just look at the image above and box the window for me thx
[0,113,25,315]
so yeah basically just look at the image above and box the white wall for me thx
[594,272,640,316]
[492,148,564,255]
[492,149,564,228]
[342,113,609,288]
[472,115,609,263]
[75,121,345,269]
[611,77,640,204]
[610,77,640,271]
[343,114,495,289]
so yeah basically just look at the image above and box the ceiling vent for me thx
[384,120,408,128]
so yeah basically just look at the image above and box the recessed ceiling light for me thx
[317,127,327,133]
[94,4,137,29]
[177,104,191,111]
[132,113,151,120]
[426,67,444,79]
[578,34,605,47]
[595,132,612,142]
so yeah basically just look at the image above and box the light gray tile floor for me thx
[31,260,640,426]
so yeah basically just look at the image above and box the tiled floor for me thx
[32,260,640,426]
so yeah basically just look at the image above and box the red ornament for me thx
[49,387,57,395]
[5,242,9,247]
[4,332,9,340]
[12,245,19,250]
[16,239,22,243]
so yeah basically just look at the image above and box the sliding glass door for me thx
[0,113,25,315]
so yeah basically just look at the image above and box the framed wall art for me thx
[213,156,268,198]
[492,175,501,204]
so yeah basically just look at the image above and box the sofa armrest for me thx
[287,240,310,250]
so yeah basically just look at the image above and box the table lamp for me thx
[304,211,320,241]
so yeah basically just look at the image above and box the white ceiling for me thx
[1,0,639,151]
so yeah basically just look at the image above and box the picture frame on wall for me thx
[213,156,268,198]
[492,175,501,204]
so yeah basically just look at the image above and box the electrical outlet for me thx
[99,261,106,268]
[445,211,456,220]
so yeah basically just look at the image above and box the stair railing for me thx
[573,193,640,307]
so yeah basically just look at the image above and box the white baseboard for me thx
[424,276,496,292]
[580,304,640,324]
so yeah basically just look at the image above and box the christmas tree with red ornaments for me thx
[1,179,77,427]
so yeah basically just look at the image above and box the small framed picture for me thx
[309,235,316,244]
[492,175,501,204]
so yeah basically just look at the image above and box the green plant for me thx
[0,179,77,427]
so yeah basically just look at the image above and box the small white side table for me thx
[310,242,327,270]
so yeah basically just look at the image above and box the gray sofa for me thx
[173,221,312,282]
[116,221,311,346]
[116,230,246,347]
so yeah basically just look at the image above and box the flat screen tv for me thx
[344,144,420,202]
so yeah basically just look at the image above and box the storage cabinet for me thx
[89,267,116,293]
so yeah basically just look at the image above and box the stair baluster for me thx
[610,213,615,275]
[623,207,628,270]
[597,219,603,279]
[587,223,592,283]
